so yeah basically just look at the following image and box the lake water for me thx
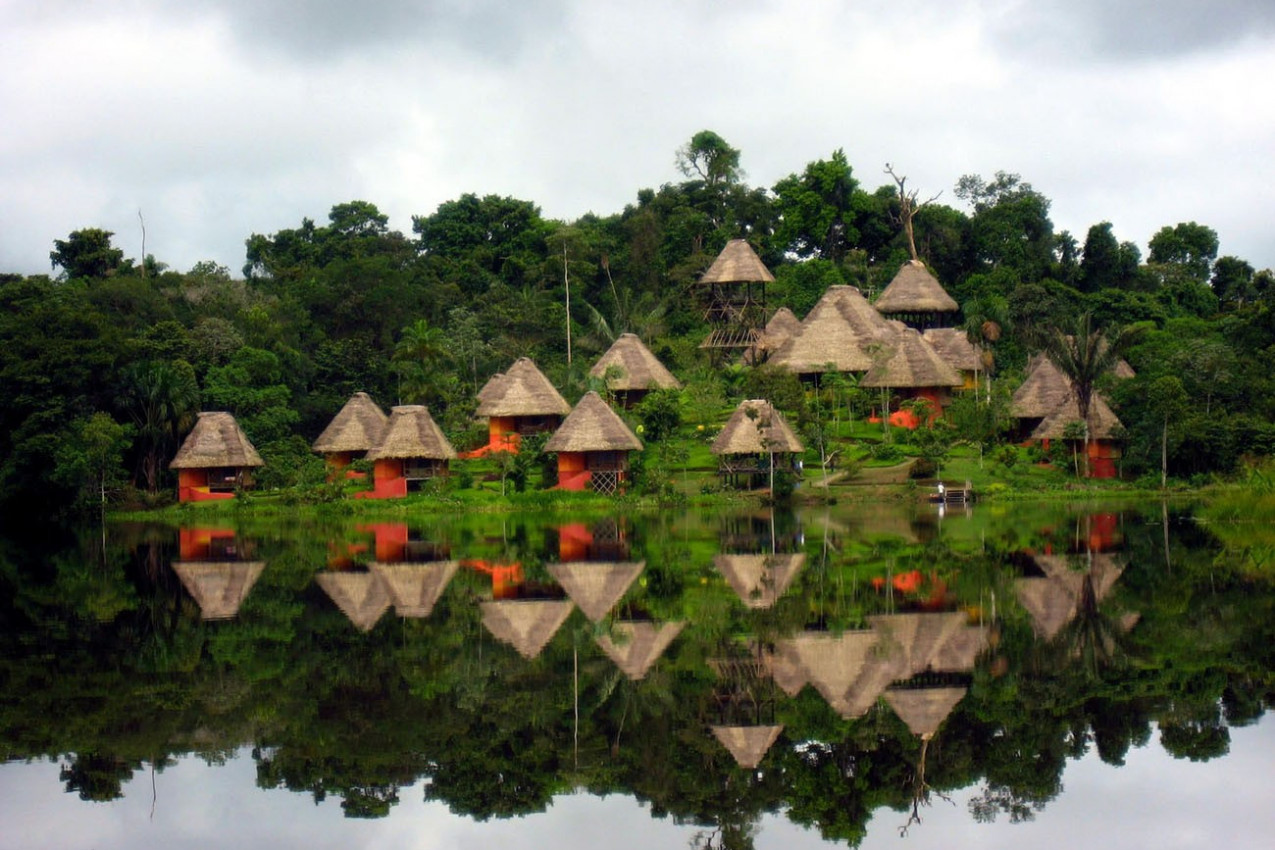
[1,500,1271,849]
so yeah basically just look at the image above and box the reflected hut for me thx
[546,561,644,622]
[595,621,685,681]
[922,328,984,392]
[770,631,893,719]
[768,286,894,381]
[873,260,959,330]
[170,412,264,502]
[544,391,643,493]
[884,687,968,740]
[172,561,265,621]
[358,405,456,499]
[315,571,392,632]
[711,399,805,489]
[369,560,458,618]
[311,392,388,478]
[699,239,773,351]
[714,552,805,609]
[860,327,963,428]
[480,599,575,659]
[589,333,681,407]
[710,725,784,770]
[470,358,571,455]
[1015,553,1126,640]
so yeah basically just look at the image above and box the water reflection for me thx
[1,502,1272,848]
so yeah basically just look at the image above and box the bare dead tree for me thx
[884,164,941,262]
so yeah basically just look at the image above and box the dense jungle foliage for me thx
[3,132,1274,515]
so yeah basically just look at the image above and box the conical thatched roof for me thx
[712,400,805,455]
[369,561,458,618]
[869,612,969,679]
[884,687,968,739]
[932,625,990,673]
[699,239,774,284]
[589,334,681,391]
[544,392,643,454]
[769,286,894,374]
[710,725,783,769]
[874,260,959,314]
[366,405,456,460]
[922,328,984,373]
[595,620,685,680]
[1011,354,1071,419]
[477,372,507,405]
[170,412,264,469]
[476,358,571,417]
[172,561,265,620]
[860,327,963,389]
[776,631,879,704]
[1031,393,1124,440]
[745,308,802,365]
[312,392,388,454]
[315,571,391,632]
[714,553,805,608]
[546,561,644,622]
[480,599,574,659]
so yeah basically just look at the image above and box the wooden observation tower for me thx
[699,239,773,351]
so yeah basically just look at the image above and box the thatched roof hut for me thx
[369,561,458,618]
[480,599,575,659]
[312,392,388,455]
[476,358,571,418]
[922,328,984,374]
[546,561,644,622]
[315,571,392,632]
[1011,354,1072,420]
[745,307,801,365]
[710,725,784,769]
[595,621,685,680]
[544,392,643,454]
[367,405,456,461]
[768,286,894,375]
[700,239,775,284]
[714,553,805,609]
[589,334,681,392]
[172,561,265,620]
[874,260,959,317]
[1031,393,1124,441]
[170,412,264,470]
[860,327,963,390]
[712,400,805,456]
[884,687,968,740]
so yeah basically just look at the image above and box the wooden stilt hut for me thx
[358,405,456,499]
[170,412,264,502]
[589,333,681,407]
[873,260,959,330]
[712,399,804,489]
[544,391,643,493]
[699,239,773,351]
[768,286,895,381]
[470,358,571,455]
[311,392,388,478]
[860,327,963,428]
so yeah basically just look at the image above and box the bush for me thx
[635,389,682,442]
[909,457,938,479]
[870,443,903,464]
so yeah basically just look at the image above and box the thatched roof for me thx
[714,553,805,608]
[699,239,774,284]
[172,561,264,620]
[312,392,388,454]
[777,631,878,703]
[1011,354,1071,419]
[544,392,643,454]
[366,405,456,461]
[369,561,458,618]
[710,725,784,769]
[745,308,801,365]
[589,333,681,391]
[595,621,685,680]
[1031,392,1124,440]
[869,612,970,679]
[712,400,805,455]
[932,625,990,673]
[546,560,644,622]
[476,358,571,417]
[170,412,264,469]
[860,327,963,389]
[477,372,507,405]
[768,286,894,374]
[315,572,391,632]
[480,599,574,659]
[884,687,968,740]
[874,260,959,314]
[922,328,984,373]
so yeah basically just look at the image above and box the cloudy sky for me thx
[3,0,1274,277]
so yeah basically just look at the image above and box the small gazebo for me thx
[860,327,963,428]
[358,405,456,499]
[873,260,959,329]
[472,358,571,455]
[699,239,774,350]
[311,392,388,478]
[544,391,643,493]
[170,412,264,502]
[589,333,681,407]
[711,399,805,489]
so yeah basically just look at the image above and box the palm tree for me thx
[117,360,199,491]
[392,318,447,404]
[1039,313,1142,478]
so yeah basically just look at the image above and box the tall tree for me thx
[117,360,199,492]
[771,149,859,262]
[1148,222,1219,285]
[50,228,124,280]
[675,130,742,187]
